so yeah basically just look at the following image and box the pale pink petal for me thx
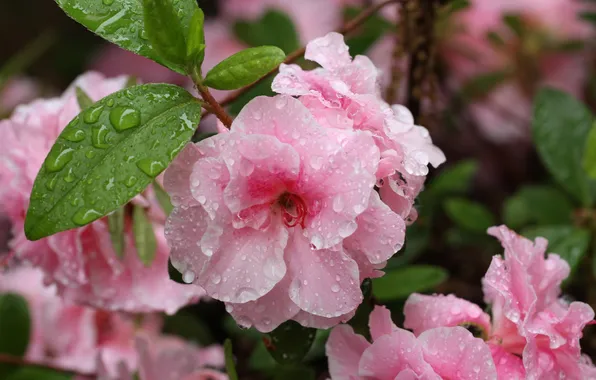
[403,293,491,337]
[293,309,356,330]
[286,231,362,318]
[326,325,371,380]
[489,344,525,380]
[418,327,497,380]
[164,143,204,207]
[369,305,399,341]
[304,32,352,70]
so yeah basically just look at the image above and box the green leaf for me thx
[248,341,277,371]
[460,71,509,99]
[153,180,173,215]
[162,310,213,345]
[266,321,316,365]
[447,0,471,13]
[522,225,589,276]
[386,224,430,269]
[233,10,300,54]
[444,198,495,233]
[186,8,205,71]
[55,0,197,74]
[273,367,316,380]
[503,185,573,229]
[344,7,392,56]
[427,160,478,196]
[533,88,596,206]
[348,279,373,339]
[583,122,596,178]
[142,0,193,70]
[503,14,525,36]
[108,207,125,259]
[203,46,286,91]
[224,339,239,380]
[6,368,71,380]
[372,265,448,302]
[25,84,201,240]
[132,205,156,266]
[0,293,31,378]
[580,12,596,24]
[75,86,93,110]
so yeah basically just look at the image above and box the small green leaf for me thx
[503,185,573,229]
[248,341,277,371]
[153,181,173,215]
[444,198,495,233]
[142,0,192,70]
[460,71,510,99]
[163,310,213,345]
[372,265,448,302]
[503,14,525,36]
[5,368,71,380]
[447,0,471,13]
[0,293,31,377]
[108,207,125,259]
[125,76,139,88]
[186,8,205,70]
[233,10,300,54]
[486,31,506,47]
[75,87,94,110]
[427,160,478,196]
[133,205,156,266]
[266,321,316,365]
[583,122,596,178]
[55,0,197,74]
[203,46,286,90]
[224,339,239,380]
[344,7,392,56]
[580,12,596,24]
[522,225,589,276]
[533,88,596,206]
[25,84,201,240]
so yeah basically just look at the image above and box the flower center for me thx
[278,192,307,228]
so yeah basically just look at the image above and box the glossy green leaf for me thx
[427,160,478,196]
[55,0,197,74]
[372,265,448,301]
[224,339,239,380]
[0,293,31,378]
[75,86,93,110]
[233,10,300,54]
[186,8,205,70]
[583,122,596,178]
[25,84,201,240]
[522,225,589,276]
[143,0,193,69]
[273,367,316,380]
[203,46,285,90]
[153,180,173,215]
[163,310,213,345]
[503,185,574,229]
[266,321,316,365]
[5,368,71,380]
[108,207,125,259]
[533,88,596,206]
[444,198,495,233]
[344,7,392,56]
[133,205,156,266]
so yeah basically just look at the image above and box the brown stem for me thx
[195,80,234,128]
[207,0,403,113]
[0,353,91,376]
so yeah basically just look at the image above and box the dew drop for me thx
[332,195,344,212]
[125,176,138,188]
[64,168,76,183]
[102,0,114,5]
[46,175,58,190]
[72,208,103,226]
[136,158,165,177]
[109,106,141,132]
[45,145,74,172]
[331,284,340,293]
[211,274,222,284]
[275,97,287,109]
[92,125,111,149]
[63,129,86,142]
[183,270,196,284]
[85,150,96,159]
[83,105,104,124]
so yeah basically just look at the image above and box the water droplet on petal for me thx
[183,270,196,284]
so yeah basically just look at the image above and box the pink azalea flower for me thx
[272,32,445,222]
[165,94,405,331]
[0,72,204,313]
[326,305,498,379]
[403,225,596,379]
[97,333,226,380]
[0,265,159,375]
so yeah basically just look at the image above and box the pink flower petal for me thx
[489,344,525,379]
[304,32,352,70]
[369,305,399,342]
[326,325,371,380]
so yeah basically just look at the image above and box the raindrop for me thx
[83,105,104,124]
[331,284,340,293]
[63,129,86,142]
[46,175,58,191]
[92,125,110,149]
[45,145,74,172]
[182,270,196,284]
[102,0,114,5]
[72,208,103,226]
[136,158,165,177]
[125,176,138,188]
[275,97,287,109]
[109,106,141,132]
[85,150,96,159]
[107,98,115,107]
[332,195,344,212]
[64,168,76,183]
[211,274,222,284]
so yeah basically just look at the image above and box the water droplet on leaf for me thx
[83,105,104,124]
[45,145,74,172]
[109,106,141,132]
[136,158,165,177]
[72,208,103,226]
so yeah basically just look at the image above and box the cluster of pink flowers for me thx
[326,225,596,379]
[165,32,444,332]
[0,266,225,379]
[0,72,204,314]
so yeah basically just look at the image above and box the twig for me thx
[206,0,403,115]
[0,353,91,376]
[191,67,234,128]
